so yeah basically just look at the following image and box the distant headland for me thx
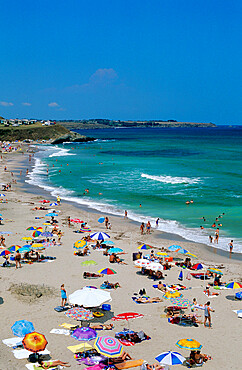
[57,119,216,129]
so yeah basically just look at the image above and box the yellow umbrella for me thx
[67,343,93,353]
[176,338,202,351]
[185,252,198,259]
[21,237,33,241]
[74,240,87,249]
[156,252,168,256]
[31,243,45,250]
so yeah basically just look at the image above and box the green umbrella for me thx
[81,260,98,266]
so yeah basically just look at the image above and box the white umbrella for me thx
[134,259,150,268]
[146,262,164,271]
[69,287,112,308]
[90,232,110,240]
[155,351,185,370]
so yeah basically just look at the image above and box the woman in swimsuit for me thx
[38,359,70,368]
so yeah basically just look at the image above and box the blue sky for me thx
[0,0,241,124]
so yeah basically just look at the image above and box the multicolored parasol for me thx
[225,282,242,289]
[94,336,123,358]
[8,245,21,252]
[98,268,116,275]
[176,338,202,351]
[71,327,97,341]
[137,244,152,250]
[65,307,94,321]
[22,332,48,353]
[0,250,11,256]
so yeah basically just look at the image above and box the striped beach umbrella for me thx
[32,230,42,237]
[0,250,11,256]
[90,232,110,240]
[98,268,116,275]
[207,268,223,275]
[176,338,202,351]
[94,336,123,358]
[155,351,185,367]
[112,312,144,322]
[168,245,181,252]
[0,194,6,197]
[137,244,152,250]
[8,245,21,252]
[225,282,242,289]
[80,227,92,233]
[22,332,48,353]
[107,248,123,254]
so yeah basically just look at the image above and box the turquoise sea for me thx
[27,127,242,253]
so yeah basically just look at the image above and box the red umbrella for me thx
[22,332,48,353]
[71,218,84,223]
[39,200,50,204]
[112,312,144,328]
[112,312,144,321]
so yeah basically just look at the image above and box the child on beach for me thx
[61,284,67,307]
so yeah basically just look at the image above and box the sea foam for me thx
[141,173,201,185]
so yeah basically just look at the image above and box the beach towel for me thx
[50,328,70,335]
[115,359,144,369]
[83,364,105,370]
[59,323,78,329]
[2,337,24,347]
[12,348,50,359]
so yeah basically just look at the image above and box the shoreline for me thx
[6,148,242,264]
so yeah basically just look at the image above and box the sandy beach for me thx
[0,146,242,370]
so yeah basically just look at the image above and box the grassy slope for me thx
[0,123,70,141]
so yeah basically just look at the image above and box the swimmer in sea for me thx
[209,235,213,243]
[212,223,216,228]
[186,201,190,205]
[200,226,204,230]
[190,199,194,203]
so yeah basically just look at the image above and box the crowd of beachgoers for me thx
[0,141,241,370]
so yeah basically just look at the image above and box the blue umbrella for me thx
[0,213,2,216]
[98,217,105,223]
[18,246,31,253]
[155,351,185,366]
[90,232,110,240]
[11,320,35,337]
[168,245,181,252]
[0,231,12,234]
[178,248,188,254]
[107,248,123,254]
[0,193,6,197]
[102,240,114,245]
[45,213,58,217]
[49,202,58,206]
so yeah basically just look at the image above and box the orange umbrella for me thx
[22,332,48,353]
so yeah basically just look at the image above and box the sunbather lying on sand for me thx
[103,281,121,289]
[103,351,132,364]
[38,358,70,368]
[136,297,162,303]
[89,323,114,330]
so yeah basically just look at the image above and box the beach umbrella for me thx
[146,262,164,271]
[98,217,105,223]
[70,218,83,223]
[178,270,183,281]
[40,231,53,238]
[225,282,242,289]
[11,320,35,337]
[98,268,117,275]
[191,263,203,270]
[22,332,48,353]
[170,298,192,308]
[163,291,183,300]
[0,193,6,197]
[26,227,38,231]
[107,248,123,254]
[207,268,223,275]
[112,312,144,327]
[0,250,11,256]
[81,260,97,267]
[74,240,87,249]
[178,248,188,254]
[94,336,123,358]
[137,244,152,250]
[102,240,115,245]
[8,245,21,252]
[71,327,97,341]
[18,246,31,253]
[176,338,202,351]
[80,227,92,232]
[49,202,58,206]
[65,307,94,321]
[156,252,168,256]
[45,213,58,217]
[42,222,51,226]
[21,237,32,241]
[155,351,185,367]
[134,259,150,268]
[31,243,45,250]
[168,245,181,252]
[69,287,111,307]
[32,230,42,237]
[39,199,50,203]
[90,232,110,240]
[185,252,198,259]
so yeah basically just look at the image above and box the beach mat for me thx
[50,328,70,335]
[54,305,70,312]
[2,337,24,347]
[12,348,50,359]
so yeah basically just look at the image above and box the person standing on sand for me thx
[124,210,127,218]
[61,284,67,307]
[15,251,21,269]
[140,222,145,235]
[228,240,233,253]
[156,218,159,227]
[204,301,214,328]
[67,216,71,227]
[105,216,109,229]
[146,221,151,234]
[214,228,219,244]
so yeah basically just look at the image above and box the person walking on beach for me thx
[228,240,233,253]
[15,251,21,269]
[57,195,61,205]
[105,216,109,229]
[67,216,71,227]
[214,228,219,244]
[61,284,67,307]
[146,221,151,234]
[156,218,159,227]
[124,210,127,218]
[140,222,145,235]
[204,301,214,328]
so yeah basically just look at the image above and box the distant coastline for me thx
[57,119,216,130]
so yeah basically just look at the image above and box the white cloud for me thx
[48,102,60,108]
[0,101,14,106]
[22,102,31,106]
